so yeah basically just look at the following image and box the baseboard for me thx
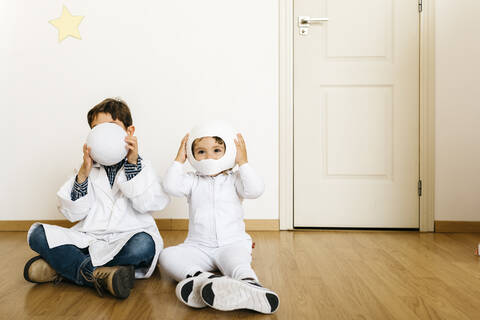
[435,220,480,233]
[0,220,76,231]
[0,219,280,232]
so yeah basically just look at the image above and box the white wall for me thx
[435,0,480,221]
[0,0,279,221]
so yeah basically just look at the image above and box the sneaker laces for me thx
[242,277,263,287]
[186,271,205,278]
[80,269,109,297]
[53,275,63,286]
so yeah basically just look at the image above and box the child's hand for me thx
[234,133,248,166]
[175,134,189,163]
[125,126,138,164]
[78,143,93,183]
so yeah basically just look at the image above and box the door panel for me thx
[294,0,419,228]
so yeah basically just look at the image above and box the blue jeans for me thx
[28,225,155,286]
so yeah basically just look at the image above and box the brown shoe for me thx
[81,265,134,299]
[24,256,62,284]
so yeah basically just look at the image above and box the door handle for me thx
[298,16,329,27]
[298,16,328,36]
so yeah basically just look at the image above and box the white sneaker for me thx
[200,277,280,314]
[175,271,216,308]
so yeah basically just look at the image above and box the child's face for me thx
[193,137,225,161]
[90,112,127,131]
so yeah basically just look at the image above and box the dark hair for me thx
[87,98,132,128]
[192,136,225,154]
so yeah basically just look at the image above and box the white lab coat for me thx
[27,159,170,278]
[162,161,264,247]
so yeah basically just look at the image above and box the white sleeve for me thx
[234,163,265,199]
[57,175,94,222]
[162,161,195,198]
[118,160,170,214]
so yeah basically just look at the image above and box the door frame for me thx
[279,0,436,231]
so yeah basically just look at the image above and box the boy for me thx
[159,123,279,314]
[24,98,170,299]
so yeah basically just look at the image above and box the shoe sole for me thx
[201,278,279,314]
[127,266,135,289]
[112,266,134,299]
[175,276,211,308]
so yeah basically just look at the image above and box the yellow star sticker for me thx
[49,6,84,42]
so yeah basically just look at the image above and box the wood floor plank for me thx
[363,233,478,319]
[1,231,480,319]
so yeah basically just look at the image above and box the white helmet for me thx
[186,121,237,175]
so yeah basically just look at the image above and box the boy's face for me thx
[90,112,127,131]
[193,137,225,161]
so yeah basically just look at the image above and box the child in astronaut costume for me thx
[159,122,279,314]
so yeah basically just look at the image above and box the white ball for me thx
[86,123,128,166]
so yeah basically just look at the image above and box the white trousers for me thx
[158,240,258,282]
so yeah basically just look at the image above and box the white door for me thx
[294,0,420,228]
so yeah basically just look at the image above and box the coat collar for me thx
[91,159,126,201]
[195,168,234,178]
[91,158,125,169]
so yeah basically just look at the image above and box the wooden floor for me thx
[1,231,480,319]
